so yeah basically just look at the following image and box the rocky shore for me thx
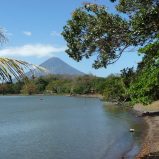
[134,101,159,158]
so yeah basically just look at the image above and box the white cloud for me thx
[0,44,66,57]
[23,31,32,36]
[50,31,61,37]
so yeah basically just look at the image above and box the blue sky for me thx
[0,0,142,77]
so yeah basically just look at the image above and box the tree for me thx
[120,67,135,102]
[21,82,38,95]
[129,42,159,104]
[0,29,44,82]
[35,77,49,93]
[62,3,131,68]
[62,0,159,68]
[71,75,95,94]
[62,0,159,104]
[0,84,10,95]
[103,75,125,102]
[46,80,64,94]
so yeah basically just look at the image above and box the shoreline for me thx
[103,102,146,158]
[136,116,159,159]
[103,101,159,158]
[0,93,104,99]
[66,94,104,100]
[134,102,159,158]
[135,116,159,158]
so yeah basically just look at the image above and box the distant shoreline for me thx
[66,94,104,99]
[0,93,104,99]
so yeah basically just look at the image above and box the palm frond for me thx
[0,57,46,82]
[0,28,46,82]
[0,28,7,44]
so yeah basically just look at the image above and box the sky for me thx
[0,0,142,77]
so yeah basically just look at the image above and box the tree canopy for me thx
[62,0,159,68]
[62,0,159,104]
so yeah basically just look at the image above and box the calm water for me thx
[0,96,143,159]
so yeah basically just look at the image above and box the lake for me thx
[0,96,143,159]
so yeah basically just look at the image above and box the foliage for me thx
[0,57,43,82]
[129,42,159,104]
[103,75,125,102]
[92,77,106,94]
[0,28,7,44]
[21,82,38,95]
[71,75,95,94]
[120,67,135,101]
[46,80,71,94]
[1,75,106,96]
[62,0,159,104]
[62,0,159,69]
[35,77,49,93]
[129,66,159,104]
[0,84,12,95]
[116,0,159,44]
[62,3,131,68]
[0,29,46,82]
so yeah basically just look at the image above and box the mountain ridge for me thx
[27,57,84,77]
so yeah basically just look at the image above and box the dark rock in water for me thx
[142,111,159,116]
[142,152,159,159]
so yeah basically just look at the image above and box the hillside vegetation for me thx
[1,66,158,105]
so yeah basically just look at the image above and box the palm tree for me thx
[0,29,44,82]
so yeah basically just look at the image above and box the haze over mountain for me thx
[27,57,84,77]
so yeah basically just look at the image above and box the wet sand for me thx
[134,102,159,158]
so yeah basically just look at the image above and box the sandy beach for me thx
[134,101,159,158]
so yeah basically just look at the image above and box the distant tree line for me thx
[0,63,157,105]
[0,75,105,96]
